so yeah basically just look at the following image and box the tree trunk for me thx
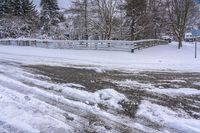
[178,37,182,49]
[107,24,112,40]
[131,25,135,40]
[130,19,135,40]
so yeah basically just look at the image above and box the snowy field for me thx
[0,42,199,72]
[0,42,200,133]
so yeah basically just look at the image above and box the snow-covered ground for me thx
[0,42,200,133]
[0,42,199,72]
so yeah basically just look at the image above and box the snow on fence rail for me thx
[0,39,168,52]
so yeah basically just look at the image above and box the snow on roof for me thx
[185,32,192,35]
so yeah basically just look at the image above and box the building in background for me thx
[185,29,200,42]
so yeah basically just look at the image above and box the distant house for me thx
[185,29,200,42]
[185,32,193,42]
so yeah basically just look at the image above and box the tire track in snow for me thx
[0,60,152,133]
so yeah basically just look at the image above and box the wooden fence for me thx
[0,39,169,52]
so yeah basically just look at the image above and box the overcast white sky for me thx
[33,0,71,9]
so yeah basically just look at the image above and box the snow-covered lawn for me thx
[0,42,199,72]
[0,42,200,133]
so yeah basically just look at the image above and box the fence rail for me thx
[0,39,169,52]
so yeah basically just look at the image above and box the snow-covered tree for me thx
[68,0,121,40]
[90,0,120,40]
[67,0,89,40]
[0,0,39,38]
[166,0,196,49]
[0,0,6,16]
[122,0,149,40]
[0,0,13,16]
[22,0,38,18]
[40,0,61,32]
[40,0,67,39]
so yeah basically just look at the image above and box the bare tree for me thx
[67,0,86,39]
[118,0,167,40]
[147,0,167,39]
[166,0,195,49]
[90,0,119,40]
[67,0,198,42]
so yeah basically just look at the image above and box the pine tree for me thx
[123,0,147,40]
[0,0,39,38]
[1,0,37,17]
[0,0,5,17]
[0,0,13,16]
[22,0,38,19]
[50,0,59,11]
[40,0,60,21]
[4,0,14,15]
[40,0,61,33]
[4,0,23,16]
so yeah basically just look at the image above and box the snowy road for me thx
[0,43,200,133]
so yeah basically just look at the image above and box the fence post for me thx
[131,49,134,53]
[195,41,197,59]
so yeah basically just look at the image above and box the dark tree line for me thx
[123,0,148,40]
[0,0,38,37]
[67,0,198,48]
[40,0,65,35]
[0,0,66,39]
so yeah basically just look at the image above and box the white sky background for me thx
[32,0,71,10]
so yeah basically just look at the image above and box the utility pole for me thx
[84,0,88,40]
[120,9,123,40]
[195,37,197,59]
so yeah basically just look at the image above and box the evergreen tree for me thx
[0,0,5,17]
[40,0,62,33]
[0,0,14,16]
[123,0,147,40]
[40,0,60,22]
[4,0,14,15]
[0,0,39,38]
[14,0,23,16]
[22,0,38,19]
[50,0,59,11]
[1,0,38,17]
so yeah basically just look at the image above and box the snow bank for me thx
[0,61,135,132]
[137,100,200,133]
[60,86,127,110]
[151,88,200,96]
[0,85,72,133]
[193,82,200,86]
[115,79,200,96]
[159,79,187,83]
[0,60,127,111]
[114,79,155,90]
[91,89,127,109]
